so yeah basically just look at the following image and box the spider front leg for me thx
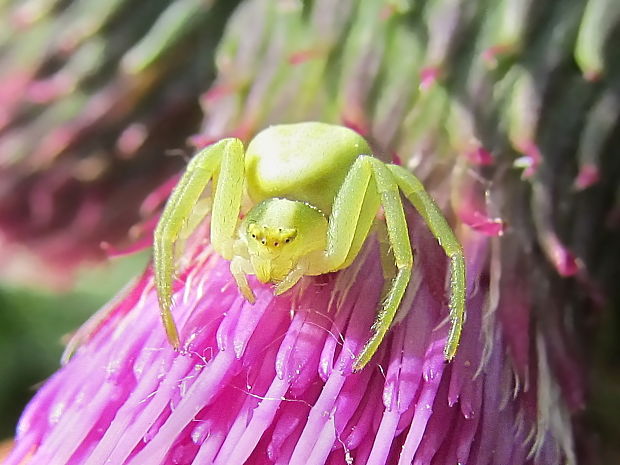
[154,138,245,348]
[309,155,410,371]
[230,255,256,303]
[388,164,466,360]
[352,158,414,371]
[274,262,307,296]
[273,249,326,296]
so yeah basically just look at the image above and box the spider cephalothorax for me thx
[240,197,328,288]
[154,122,465,371]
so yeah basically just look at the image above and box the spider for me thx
[154,122,465,371]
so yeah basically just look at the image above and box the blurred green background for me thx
[0,0,619,462]
[0,252,149,439]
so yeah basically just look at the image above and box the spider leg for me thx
[154,138,244,347]
[387,164,466,361]
[210,139,245,260]
[230,255,256,303]
[317,155,380,274]
[274,261,308,296]
[273,164,377,295]
[311,155,407,371]
[352,158,413,371]
[374,218,397,300]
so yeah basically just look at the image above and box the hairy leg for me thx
[210,139,245,259]
[388,164,466,360]
[320,155,375,273]
[230,255,256,303]
[153,138,244,347]
[352,158,413,371]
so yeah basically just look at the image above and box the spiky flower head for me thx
[4,0,620,464]
[0,0,239,286]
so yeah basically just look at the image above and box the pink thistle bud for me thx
[464,147,494,167]
[513,142,542,179]
[419,68,440,92]
[574,164,600,191]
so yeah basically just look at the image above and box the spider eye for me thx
[251,234,256,238]
[284,238,290,243]
[274,242,279,247]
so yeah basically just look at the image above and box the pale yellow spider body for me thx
[154,122,465,371]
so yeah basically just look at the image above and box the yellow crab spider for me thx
[154,122,465,371]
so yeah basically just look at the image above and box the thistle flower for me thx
[5,0,620,463]
[4,209,580,465]
[0,0,239,286]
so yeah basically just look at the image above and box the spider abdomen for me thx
[244,122,372,214]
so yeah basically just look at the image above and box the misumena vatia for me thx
[154,122,465,371]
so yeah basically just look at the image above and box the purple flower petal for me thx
[5,216,579,464]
